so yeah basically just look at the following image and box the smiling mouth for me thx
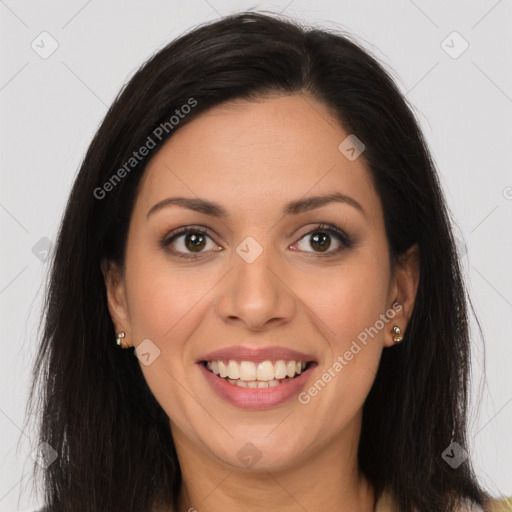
[201,359,316,388]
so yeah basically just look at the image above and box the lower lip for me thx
[198,362,316,410]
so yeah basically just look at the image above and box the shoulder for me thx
[482,496,512,512]
[375,490,511,512]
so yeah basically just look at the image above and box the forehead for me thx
[135,93,380,223]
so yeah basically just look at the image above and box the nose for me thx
[215,245,296,331]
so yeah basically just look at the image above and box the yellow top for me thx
[486,496,512,512]
[375,489,512,512]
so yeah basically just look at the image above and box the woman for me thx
[27,11,510,512]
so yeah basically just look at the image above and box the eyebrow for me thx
[146,192,366,219]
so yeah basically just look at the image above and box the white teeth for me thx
[227,360,240,379]
[274,360,288,379]
[256,360,275,381]
[226,378,283,388]
[240,361,257,380]
[286,360,297,378]
[218,361,228,378]
[206,359,308,382]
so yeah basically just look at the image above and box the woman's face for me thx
[105,93,418,473]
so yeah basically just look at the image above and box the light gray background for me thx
[1,1,511,510]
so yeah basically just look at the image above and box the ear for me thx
[101,258,132,347]
[384,244,420,347]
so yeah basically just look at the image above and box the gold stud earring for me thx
[116,331,129,349]
[392,326,403,344]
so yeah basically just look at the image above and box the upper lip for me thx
[197,345,317,364]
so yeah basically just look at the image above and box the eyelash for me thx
[159,223,353,260]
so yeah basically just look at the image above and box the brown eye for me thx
[160,227,221,259]
[183,232,207,252]
[294,224,352,256]
[309,232,331,252]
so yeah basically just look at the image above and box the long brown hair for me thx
[27,11,490,511]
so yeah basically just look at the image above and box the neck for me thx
[171,412,375,512]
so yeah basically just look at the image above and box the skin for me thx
[103,93,419,512]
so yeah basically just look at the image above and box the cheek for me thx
[295,255,390,349]
[292,255,390,415]
[124,242,215,340]
[123,259,215,428]
[122,248,221,413]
